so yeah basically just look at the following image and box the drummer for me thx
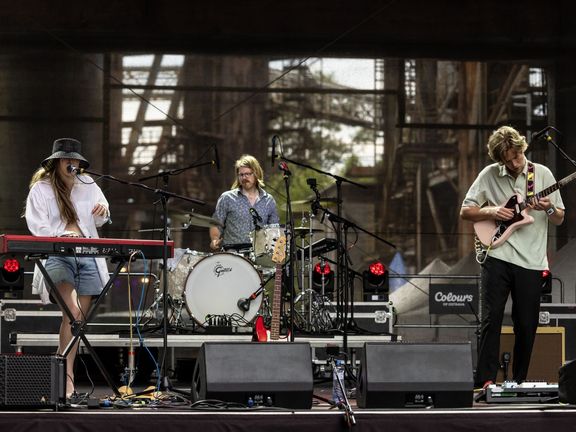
[209,154,279,252]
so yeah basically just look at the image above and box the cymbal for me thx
[185,213,223,228]
[284,198,340,211]
[293,226,323,236]
[292,198,341,206]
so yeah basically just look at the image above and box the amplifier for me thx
[539,303,576,360]
[0,354,66,408]
[497,326,564,383]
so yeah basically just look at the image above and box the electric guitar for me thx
[253,235,289,342]
[474,171,576,248]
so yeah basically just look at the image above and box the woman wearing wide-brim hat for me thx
[24,137,111,400]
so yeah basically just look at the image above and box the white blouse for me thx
[25,175,111,303]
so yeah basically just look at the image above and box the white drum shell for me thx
[251,224,283,269]
[184,253,262,326]
[166,249,209,298]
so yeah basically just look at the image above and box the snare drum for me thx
[166,249,210,299]
[251,224,283,269]
[184,253,262,326]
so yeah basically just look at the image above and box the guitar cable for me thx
[474,235,493,265]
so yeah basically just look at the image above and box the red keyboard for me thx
[0,234,173,259]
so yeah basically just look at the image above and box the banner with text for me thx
[429,283,479,315]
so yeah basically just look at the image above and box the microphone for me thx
[532,126,552,142]
[278,161,291,176]
[237,297,250,312]
[271,135,278,168]
[67,164,83,174]
[214,145,221,172]
[249,207,263,230]
[237,288,262,312]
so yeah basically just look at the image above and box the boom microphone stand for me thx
[78,166,205,393]
[314,203,395,352]
[279,161,296,341]
[276,155,366,329]
[138,163,210,391]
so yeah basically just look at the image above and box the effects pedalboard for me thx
[485,381,559,403]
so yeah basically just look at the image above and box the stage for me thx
[1,404,575,432]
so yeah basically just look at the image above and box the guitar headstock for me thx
[271,236,287,264]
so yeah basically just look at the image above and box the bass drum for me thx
[184,253,262,326]
[166,249,210,299]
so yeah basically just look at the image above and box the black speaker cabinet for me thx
[192,342,313,409]
[559,360,576,404]
[357,342,474,408]
[0,354,66,408]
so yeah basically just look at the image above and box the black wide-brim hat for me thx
[41,138,90,169]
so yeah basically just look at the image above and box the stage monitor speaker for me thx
[559,360,576,404]
[192,342,313,409]
[356,342,474,408]
[0,354,66,408]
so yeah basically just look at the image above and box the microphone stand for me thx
[316,204,395,352]
[139,161,215,182]
[237,274,275,313]
[277,155,366,330]
[279,161,296,341]
[542,127,576,169]
[82,167,205,394]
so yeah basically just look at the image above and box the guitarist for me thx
[460,126,565,389]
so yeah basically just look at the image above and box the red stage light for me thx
[363,260,389,295]
[314,262,332,275]
[1,257,24,291]
[369,261,386,276]
[2,258,20,273]
[312,261,334,293]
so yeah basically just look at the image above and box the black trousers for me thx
[475,256,543,385]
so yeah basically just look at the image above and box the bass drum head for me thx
[184,253,262,326]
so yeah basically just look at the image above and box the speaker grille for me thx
[0,355,65,408]
[357,342,474,408]
[193,342,313,409]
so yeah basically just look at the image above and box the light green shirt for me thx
[462,160,564,270]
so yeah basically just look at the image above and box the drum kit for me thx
[150,209,337,332]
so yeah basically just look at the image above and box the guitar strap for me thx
[475,161,536,264]
[526,161,535,202]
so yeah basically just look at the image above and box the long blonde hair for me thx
[231,154,266,189]
[25,160,79,224]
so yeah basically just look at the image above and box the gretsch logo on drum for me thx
[214,262,232,277]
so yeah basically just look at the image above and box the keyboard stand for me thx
[30,255,126,397]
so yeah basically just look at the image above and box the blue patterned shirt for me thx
[212,188,279,246]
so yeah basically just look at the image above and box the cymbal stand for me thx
[307,213,317,329]
[294,212,318,332]
[297,215,308,316]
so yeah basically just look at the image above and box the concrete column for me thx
[550,58,576,249]
[0,49,104,234]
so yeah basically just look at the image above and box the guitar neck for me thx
[269,264,282,340]
[529,171,576,204]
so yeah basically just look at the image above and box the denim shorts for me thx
[44,256,103,296]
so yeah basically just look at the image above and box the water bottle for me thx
[332,360,346,404]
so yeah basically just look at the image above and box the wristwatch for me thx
[546,205,557,216]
